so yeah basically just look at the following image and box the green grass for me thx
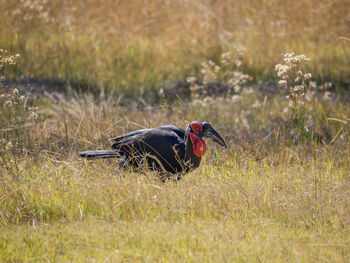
[2,218,349,262]
[1,153,349,262]
[0,92,349,262]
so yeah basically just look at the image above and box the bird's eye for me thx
[190,123,202,132]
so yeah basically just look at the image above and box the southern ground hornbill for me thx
[80,121,226,177]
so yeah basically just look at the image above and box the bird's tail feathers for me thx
[80,150,117,159]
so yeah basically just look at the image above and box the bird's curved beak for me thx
[199,123,227,148]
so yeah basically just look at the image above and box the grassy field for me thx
[1,0,350,262]
[1,0,350,98]
[1,90,349,262]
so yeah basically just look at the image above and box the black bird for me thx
[80,121,226,176]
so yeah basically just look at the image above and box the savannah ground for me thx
[1,0,350,262]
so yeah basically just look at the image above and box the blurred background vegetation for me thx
[1,0,349,99]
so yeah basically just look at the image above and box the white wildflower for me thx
[303,73,312,80]
[186,76,197,84]
[324,82,332,89]
[308,81,317,89]
[30,111,39,120]
[278,80,287,86]
[6,141,13,149]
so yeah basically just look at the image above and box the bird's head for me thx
[189,121,227,148]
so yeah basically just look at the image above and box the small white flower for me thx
[278,80,287,86]
[303,73,312,80]
[234,59,242,67]
[324,82,332,89]
[6,141,13,149]
[30,112,39,120]
[186,76,197,84]
[234,85,241,93]
[308,81,317,89]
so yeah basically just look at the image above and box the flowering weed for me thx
[0,50,39,153]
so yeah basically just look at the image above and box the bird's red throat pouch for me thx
[190,133,207,157]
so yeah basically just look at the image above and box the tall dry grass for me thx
[1,90,350,261]
[1,0,349,97]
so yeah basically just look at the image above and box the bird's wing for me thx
[157,125,185,139]
[111,128,184,156]
[109,125,184,143]
[109,128,151,142]
[111,127,186,173]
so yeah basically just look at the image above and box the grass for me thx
[0,90,349,261]
[1,0,350,98]
[1,150,349,262]
[1,218,348,262]
[1,1,350,261]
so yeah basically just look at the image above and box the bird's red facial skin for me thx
[190,133,207,157]
[190,123,203,134]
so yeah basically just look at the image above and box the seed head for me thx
[303,73,312,80]
[6,141,13,149]
[278,80,287,86]
[186,76,197,84]
[30,111,39,120]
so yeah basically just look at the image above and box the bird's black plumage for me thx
[80,121,226,176]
